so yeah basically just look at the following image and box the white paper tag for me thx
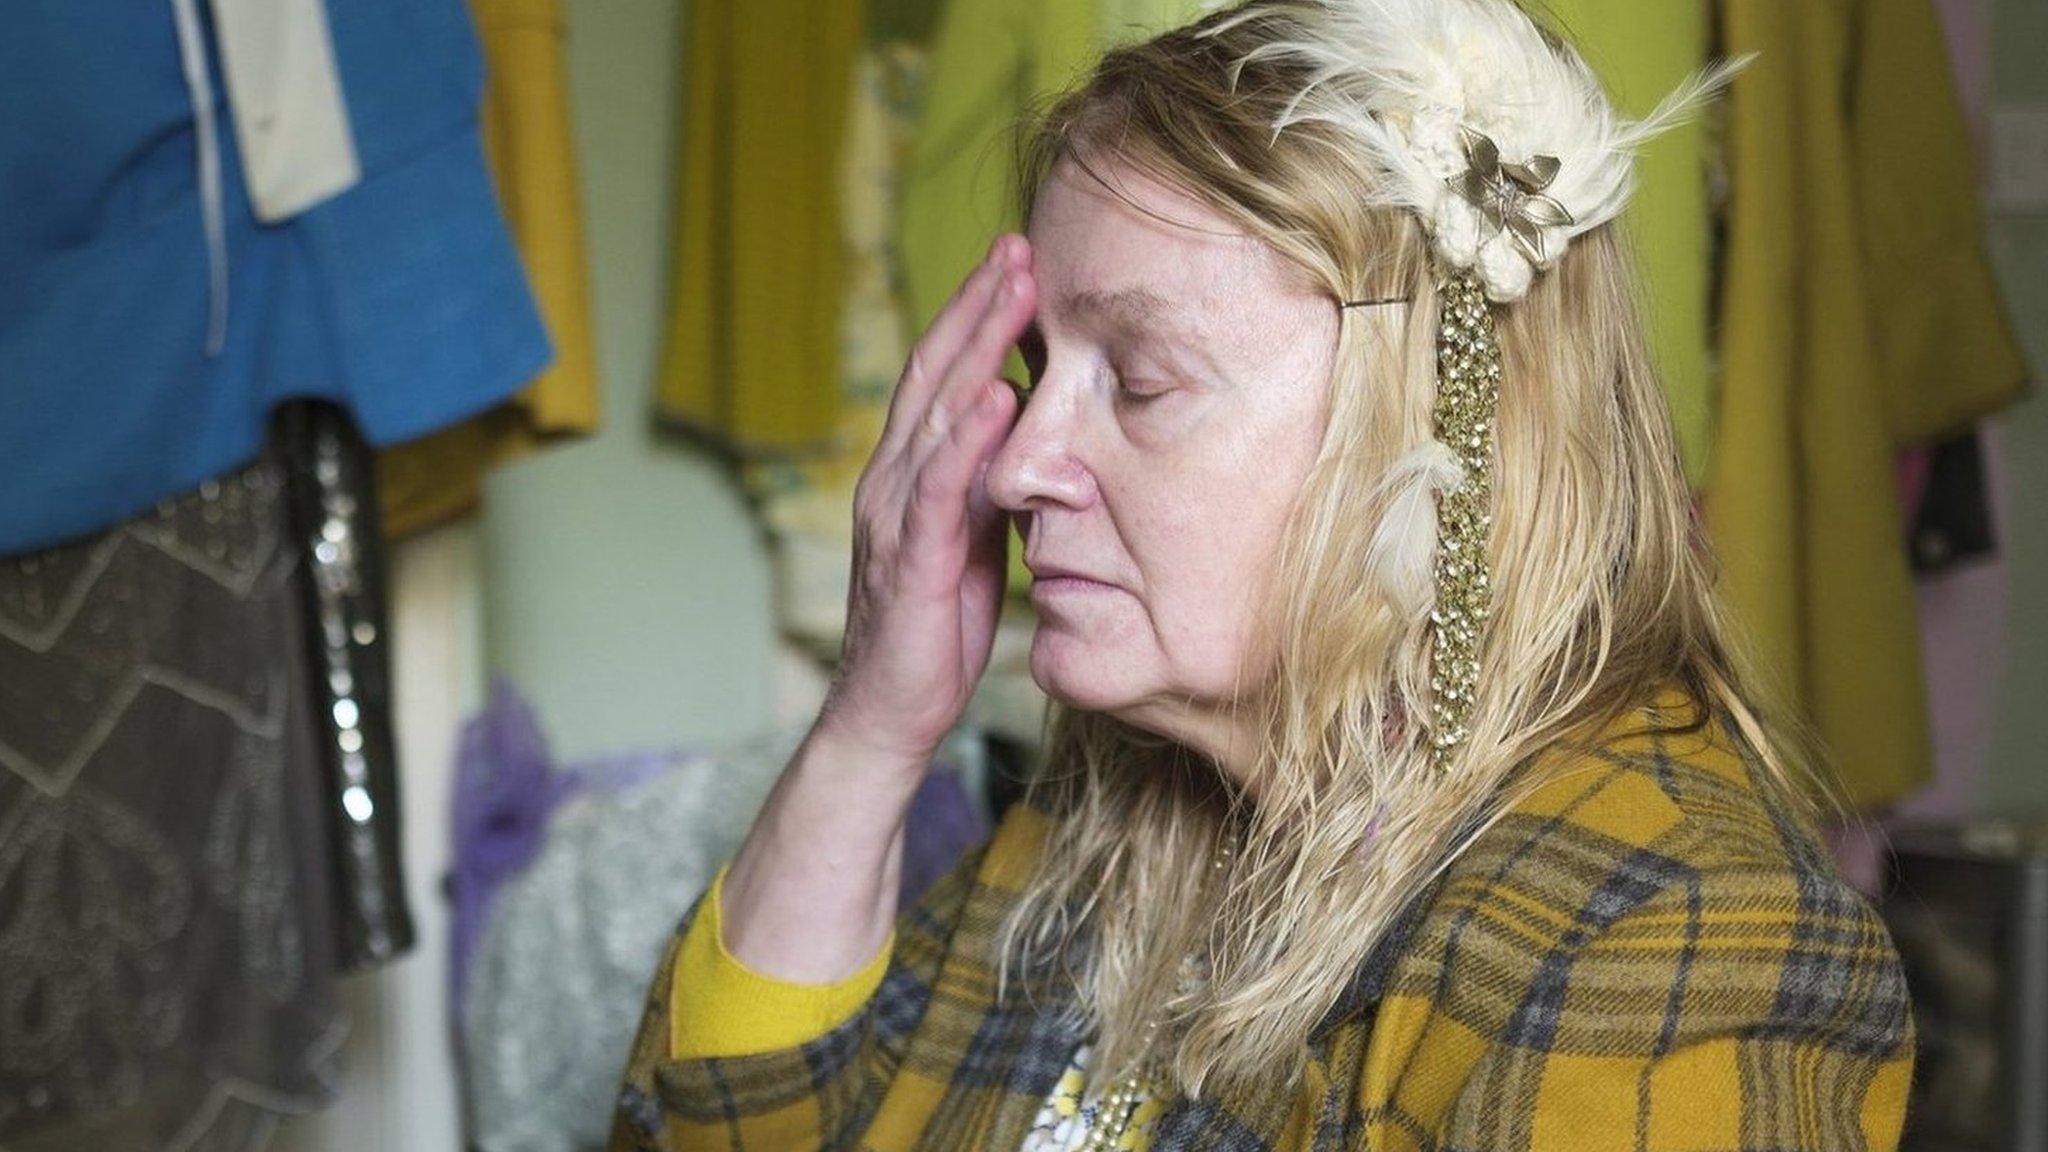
[207,0,361,222]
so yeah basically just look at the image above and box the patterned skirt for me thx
[0,402,413,1150]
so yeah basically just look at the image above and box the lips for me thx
[1025,560,1113,586]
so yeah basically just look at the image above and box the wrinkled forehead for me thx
[1026,156,1308,346]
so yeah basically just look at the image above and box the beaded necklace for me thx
[1068,833,1236,1152]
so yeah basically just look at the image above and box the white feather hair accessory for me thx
[1194,0,1748,768]
[1203,0,1750,301]
[1365,440,1465,617]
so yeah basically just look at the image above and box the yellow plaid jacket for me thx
[608,688,1914,1151]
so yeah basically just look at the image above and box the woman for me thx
[610,0,1913,1148]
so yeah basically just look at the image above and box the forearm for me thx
[717,720,929,983]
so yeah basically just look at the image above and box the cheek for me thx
[1123,489,1287,688]
[1131,416,1320,678]
[1146,575,1262,693]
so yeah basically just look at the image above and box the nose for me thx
[984,383,1098,515]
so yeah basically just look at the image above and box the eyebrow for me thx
[1017,286,1201,373]
[1056,287,1186,332]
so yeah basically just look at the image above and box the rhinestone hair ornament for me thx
[1198,0,1750,769]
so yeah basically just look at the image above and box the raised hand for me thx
[715,233,1035,984]
[816,233,1036,766]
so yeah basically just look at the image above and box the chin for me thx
[1026,630,1148,714]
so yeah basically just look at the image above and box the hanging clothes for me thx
[1705,0,2031,809]
[652,0,866,460]
[895,0,1099,339]
[897,0,1259,339]
[0,0,552,555]
[739,0,1214,649]
[0,449,346,1149]
[729,3,949,647]
[1532,0,1718,487]
[276,400,417,971]
[378,0,604,539]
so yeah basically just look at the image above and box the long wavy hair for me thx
[992,0,1834,1100]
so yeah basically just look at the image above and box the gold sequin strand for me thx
[1428,269,1500,772]
[1072,834,1236,1152]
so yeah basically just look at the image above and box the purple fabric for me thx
[448,679,993,1009]
[899,769,991,908]
[447,680,678,1009]
[449,681,569,1011]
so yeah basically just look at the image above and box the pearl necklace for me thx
[1074,834,1235,1152]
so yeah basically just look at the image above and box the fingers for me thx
[877,235,1031,462]
[854,232,1030,606]
[956,422,1015,642]
[900,378,1018,591]
[893,260,1033,587]
[905,262,1035,466]
[920,235,1027,385]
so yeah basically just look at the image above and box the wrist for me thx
[803,713,938,788]
[742,721,927,868]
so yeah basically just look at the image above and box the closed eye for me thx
[1113,365,1173,404]
[1016,324,1047,384]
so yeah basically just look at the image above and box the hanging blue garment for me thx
[0,0,551,553]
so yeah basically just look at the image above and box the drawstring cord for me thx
[169,0,229,357]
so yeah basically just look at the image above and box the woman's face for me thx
[986,156,1339,768]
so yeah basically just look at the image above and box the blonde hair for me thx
[994,0,1831,1100]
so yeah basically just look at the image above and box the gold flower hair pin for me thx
[1446,126,1575,269]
